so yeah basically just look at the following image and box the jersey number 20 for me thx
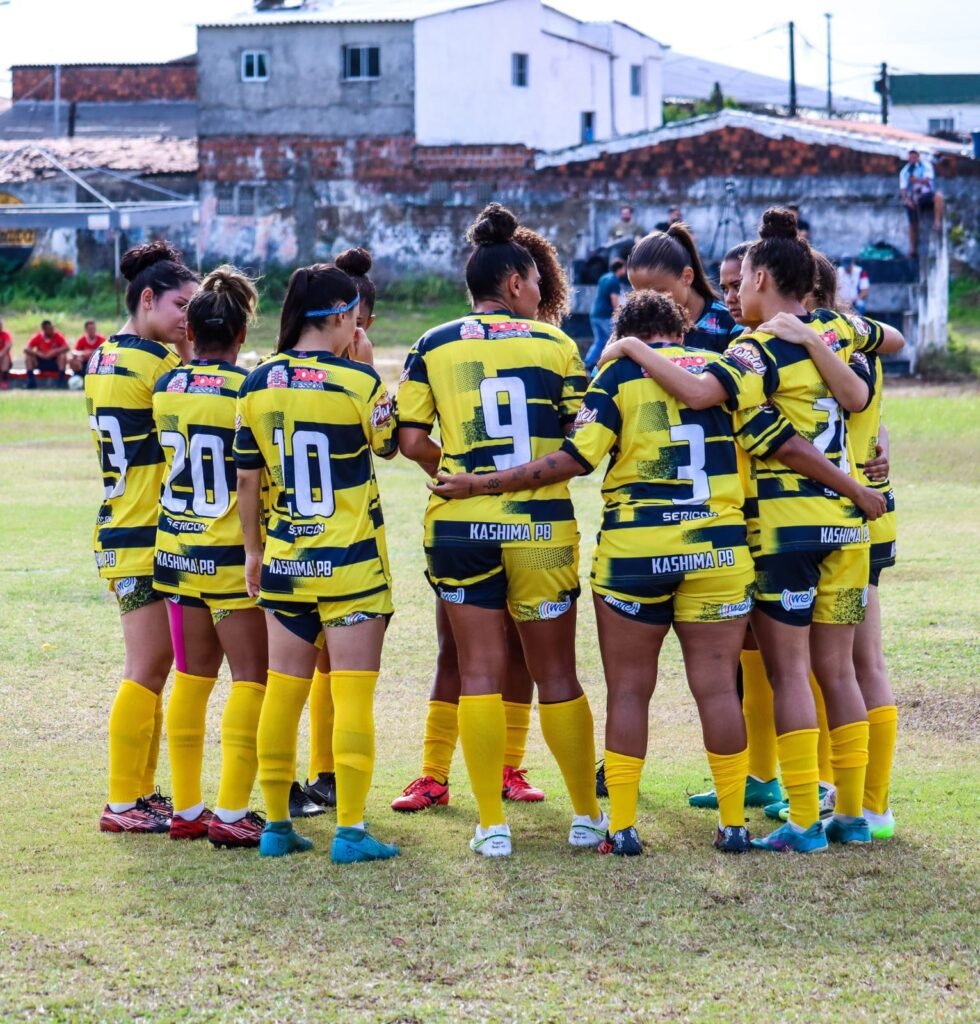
[160,431,230,517]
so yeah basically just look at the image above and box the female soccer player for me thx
[88,241,198,833]
[235,263,400,863]
[152,266,268,847]
[599,208,902,851]
[719,242,750,328]
[626,224,736,353]
[391,226,572,814]
[398,203,606,857]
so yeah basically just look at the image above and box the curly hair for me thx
[614,290,690,341]
[512,226,570,326]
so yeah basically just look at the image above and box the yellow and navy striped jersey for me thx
[846,349,890,491]
[687,299,738,355]
[151,359,249,601]
[705,309,884,552]
[398,312,587,545]
[84,334,181,578]
[233,350,396,603]
[561,343,793,552]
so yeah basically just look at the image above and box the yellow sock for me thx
[458,694,506,829]
[706,747,749,828]
[141,691,165,796]
[503,700,532,769]
[830,720,870,818]
[331,670,378,827]
[108,680,159,805]
[216,681,265,812]
[539,695,601,819]
[421,700,458,784]
[777,729,820,829]
[308,668,335,780]
[864,705,898,814]
[811,674,834,786]
[604,749,644,834]
[256,670,311,822]
[741,650,777,781]
[166,671,217,814]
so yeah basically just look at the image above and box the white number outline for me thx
[89,413,128,499]
[669,423,711,505]
[480,376,532,471]
[274,427,335,518]
[812,397,850,474]
[160,431,232,518]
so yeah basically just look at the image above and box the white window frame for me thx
[241,50,269,83]
[512,53,529,88]
[927,116,955,134]
[342,44,381,81]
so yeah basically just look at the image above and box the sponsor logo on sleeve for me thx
[846,314,871,337]
[573,404,598,429]
[851,351,869,372]
[459,320,486,340]
[371,393,394,428]
[398,366,411,384]
[727,343,766,375]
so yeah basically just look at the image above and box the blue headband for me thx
[305,294,360,318]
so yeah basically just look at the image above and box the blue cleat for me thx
[690,776,782,810]
[825,816,872,845]
[751,821,828,853]
[259,819,313,857]
[764,798,789,820]
[597,826,643,857]
[331,826,400,864]
[713,825,753,853]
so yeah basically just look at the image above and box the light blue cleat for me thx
[825,816,872,845]
[331,826,400,864]
[751,821,828,853]
[259,820,313,857]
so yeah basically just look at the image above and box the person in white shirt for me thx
[836,257,870,314]
[899,149,944,255]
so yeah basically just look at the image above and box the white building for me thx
[888,74,980,137]
[197,0,666,151]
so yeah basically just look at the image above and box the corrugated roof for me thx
[663,51,877,115]
[535,108,970,169]
[890,74,980,106]
[0,137,198,182]
[0,102,198,141]
[198,0,502,28]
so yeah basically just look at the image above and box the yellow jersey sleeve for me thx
[397,341,436,432]
[359,377,397,458]
[560,360,622,472]
[704,338,778,411]
[559,338,589,426]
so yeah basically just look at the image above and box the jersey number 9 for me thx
[480,376,532,471]
[274,427,335,518]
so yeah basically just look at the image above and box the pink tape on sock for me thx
[166,599,187,674]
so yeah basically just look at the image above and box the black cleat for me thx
[597,826,643,857]
[289,780,325,818]
[304,771,337,809]
[595,760,609,799]
[713,825,753,853]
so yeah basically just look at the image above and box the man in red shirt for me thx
[70,320,106,377]
[24,320,69,388]
[0,317,12,390]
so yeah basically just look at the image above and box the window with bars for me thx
[342,45,380,81]
[928,117,955,134]
[241,50,269,82]
[512,53,528,88]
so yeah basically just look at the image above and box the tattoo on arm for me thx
[485,477,502,491]
[532,468,542,480]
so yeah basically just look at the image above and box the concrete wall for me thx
[196,22,415,137]
[889,103,980,136]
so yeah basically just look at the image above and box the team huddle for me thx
[86,201,901,862]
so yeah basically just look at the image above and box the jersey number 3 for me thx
[670,423,710,505]
[480,376,532,471]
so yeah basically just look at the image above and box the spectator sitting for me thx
[787,203,811,240]
[585,258,629,373]
[24,319,69,389]
[836,257,870,315]
[655,204,684,232]
[0,317,12,390]
[608,205,645,242]
[70,320,106,377]
[900,148,945,256]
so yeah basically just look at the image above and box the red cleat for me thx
[169,808,214,841]
[391,776,450,812]
[99,799,170,834]
[144,790,174,821]
[208,811,265,849]
[502,766,545,802]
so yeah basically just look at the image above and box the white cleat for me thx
[470,823,512,858]
[569,810,609,847]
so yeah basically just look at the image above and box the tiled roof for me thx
[0,137,198,182]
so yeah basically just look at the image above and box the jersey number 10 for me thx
[274,427,335,518]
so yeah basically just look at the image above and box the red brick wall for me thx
[198,136,533,184]
[11,63,196,102]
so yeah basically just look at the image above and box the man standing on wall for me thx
[899,149,944,256]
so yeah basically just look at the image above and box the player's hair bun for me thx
[468,203,519,246]
[119,240,184,282]
[335,247,373,277]
[758,208,800,241]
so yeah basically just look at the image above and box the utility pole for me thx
[788,21,797,117]
[53,63,61,136]
[875,61,889,124]
[825,13,833,117]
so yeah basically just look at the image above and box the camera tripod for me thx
[710,179,747,260]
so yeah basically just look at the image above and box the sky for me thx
[0,0,976,102]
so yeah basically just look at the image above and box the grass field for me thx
[1,376,978,1023]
